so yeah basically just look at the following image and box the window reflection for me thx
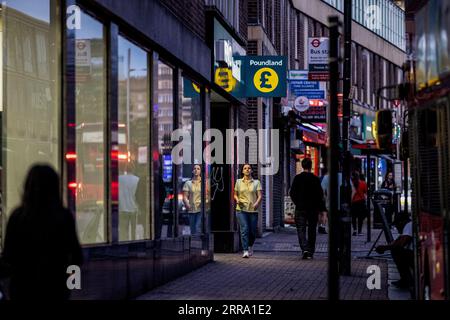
[155,61,174,239]
[2,0,60,222]
[74,12,106,244]
[118,36,150,241]
[178,76,205,236]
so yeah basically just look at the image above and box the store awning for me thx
[379,154,398,162]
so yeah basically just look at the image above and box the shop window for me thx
[118,35,150,241]
[74,11,106,244]
[177,74,205,236]
[2,0,61,227]
[154,59,175,239]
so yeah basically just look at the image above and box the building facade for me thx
[0,0,407,299]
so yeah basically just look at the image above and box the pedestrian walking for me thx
[289,158,327,260]
[234,163,262,258]
[318,169,328,234]
[0,164,83,300]
[351,171,368,236]
[183,164,203,235]
[381,171,396,191]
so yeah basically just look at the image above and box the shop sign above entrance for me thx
[242,56,287,97]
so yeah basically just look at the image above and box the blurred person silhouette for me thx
[155,156,167,239]
[351,171,368,236]
[320,167,342,235]
[290,158,327,260]
[0,164,82,300]
[318,168,328,234]
[376,211,414,289]
[381,171,396,191]
[183,164,203,235]
[234,163,262,258]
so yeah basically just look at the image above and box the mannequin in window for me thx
[119,161,140,241]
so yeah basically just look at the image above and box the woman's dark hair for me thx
[351,171,360,189]
[21,164,62,218]
[384,171,393,181]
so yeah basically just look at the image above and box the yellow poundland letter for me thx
[215,67,235,92]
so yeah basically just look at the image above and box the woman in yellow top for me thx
[183,164,202,235]
[234,163,262,258]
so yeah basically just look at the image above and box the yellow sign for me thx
[253,67,279,93]
[372,120,378,145]
[215,67,235,92]
[192,82,201,93]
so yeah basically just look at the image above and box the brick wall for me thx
[297,13,305,69]
[274,0,281,53]
[239,0,248,41]
[273,101,284,229]
[289,6,296,69]
[265,0,273,42]
[248,0,259,24]
[159,0,206,41]
[357,46,362,101]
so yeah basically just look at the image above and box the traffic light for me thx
[375,109,393,150]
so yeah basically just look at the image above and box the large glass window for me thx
[118,36,150,241]
[177,74,204,236]
[2,0,60,227]
[74,11,106,244]
[154,60,174,239]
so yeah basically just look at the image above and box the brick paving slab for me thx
[138,224,391,300]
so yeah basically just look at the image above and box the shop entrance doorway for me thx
[210,95,239,252]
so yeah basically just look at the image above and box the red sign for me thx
[311,38,321,47]
[308,73,329,81]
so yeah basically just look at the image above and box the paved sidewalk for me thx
[138,225,397,300]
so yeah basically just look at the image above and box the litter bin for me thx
[372,189,394,229]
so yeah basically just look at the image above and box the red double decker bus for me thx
[406,0,450,300]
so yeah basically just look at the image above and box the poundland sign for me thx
[243,56,287,97]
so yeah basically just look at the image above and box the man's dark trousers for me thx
[294,209,318,254]
[391,247,414,285]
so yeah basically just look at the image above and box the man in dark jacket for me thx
[289,158,327,260]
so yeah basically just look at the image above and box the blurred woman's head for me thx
[351,171,360,188]
[385,172,393,181]
[21,164,62,215]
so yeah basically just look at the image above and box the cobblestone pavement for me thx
[137,224,410,300]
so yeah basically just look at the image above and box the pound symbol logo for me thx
[253,68,279,93]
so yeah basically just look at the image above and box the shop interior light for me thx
[309,99,324,107]
[68,182,78,189]
[66,152,77,160]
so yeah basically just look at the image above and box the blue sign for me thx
[289,81,320,90]
[163,155,172,182]
[292,90,325,99]
[288,78,325,99]
[241,56,287,97]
